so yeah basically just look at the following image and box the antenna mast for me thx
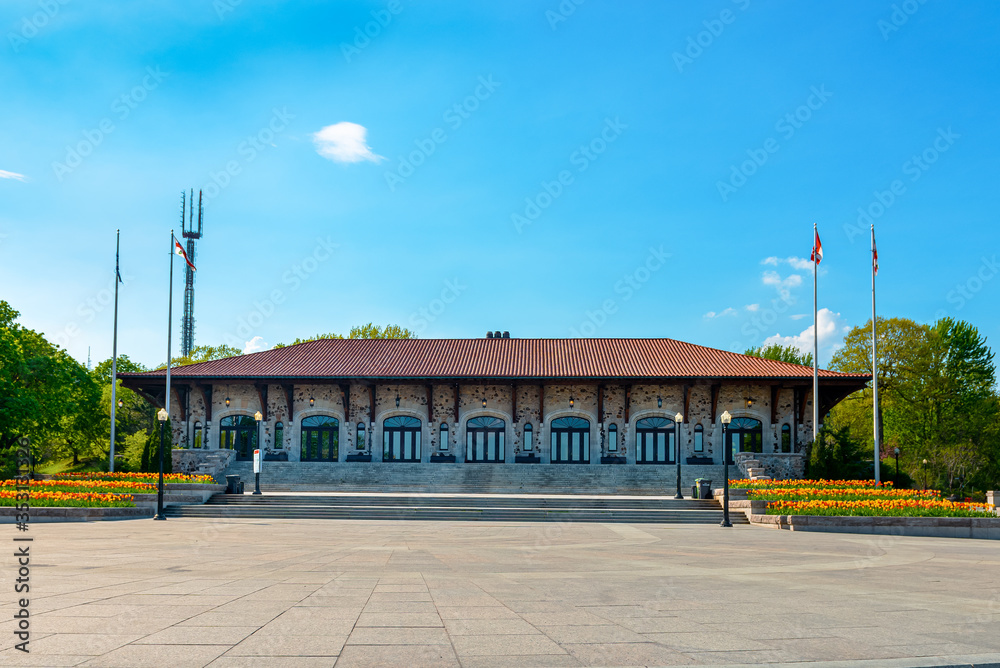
[180,189,204,358]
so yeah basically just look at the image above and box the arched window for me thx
[523,423,533,451]
[550,417,590,464]
[193,421,203,449]
[273,421,284,450]
[693,424,704,453]
[635,417,676,464]
[356,422,366,450]
[383,416,421,462]
[439,423,449,451]
[781,424,792,453]
[726,417,763,463]
[301,415,339,462]
[219,415,257,461]
[607,424,618,452]
[467,416,504,463]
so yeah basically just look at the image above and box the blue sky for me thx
[2,0,998,370]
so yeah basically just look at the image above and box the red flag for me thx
[873,234,879,276]
[810,228,823,264]
[174,237,196,271]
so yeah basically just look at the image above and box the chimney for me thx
[486,331,494,338]
[493,330,502,339]
[502,331,510,338]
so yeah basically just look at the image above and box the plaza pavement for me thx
[2,518,999,667]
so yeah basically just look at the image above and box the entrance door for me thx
[383,416,421,462]
[466,416,505,462]
[635,417,675,464]
[220,415,257,461]
[301,415,339,462]
[726,417,763,464]
[550,417,590,464]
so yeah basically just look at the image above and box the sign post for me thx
[252,449,262,495]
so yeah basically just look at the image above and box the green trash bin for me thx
[697,479,713,499]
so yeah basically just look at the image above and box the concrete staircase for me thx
[165,493,749,524]
[739,458,772,481]
[217,461,728,495]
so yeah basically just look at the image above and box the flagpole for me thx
[872,224,880,485]
[165,230,174,451]
[109,229,120,472]
[812,224,819,446]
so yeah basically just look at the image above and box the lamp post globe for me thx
[674,412,684,499]
[154,408,168,520]
[720,410,732,528]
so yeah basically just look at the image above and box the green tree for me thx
[161,344,243,369]
[274,323,416,348]
[806,426,871,479]
[744,343,813,367]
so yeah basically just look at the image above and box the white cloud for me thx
[0,170,27,182]
[312,122,384,163]
[789,313,808,320]
[762,270,803,292]
[704,307,738,319]
[762,308,849,359]
[761,256,812,271]
[243,336,268,354]
[745,303,760,312]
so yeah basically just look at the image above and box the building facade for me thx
[122,337,868,479]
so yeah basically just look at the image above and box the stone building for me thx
[121,336,868,480]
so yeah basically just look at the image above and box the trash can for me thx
[225,475,241,494]
[696,479,713,499]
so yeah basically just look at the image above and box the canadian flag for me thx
[174,237,196,271]
[873,233,879,276]
[810,228,823,264]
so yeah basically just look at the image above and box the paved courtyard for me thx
[2,518,999,667]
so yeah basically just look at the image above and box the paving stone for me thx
[225,634,347,656]
[334,644,460,667]
[356,612,444,627]
[451,634,567,656]
[346,627,451,645]
[79,644,229,667]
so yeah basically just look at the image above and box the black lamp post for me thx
[253,410,263,495]
[893,447,900,485]
[720,410,732,528]
[674,412,684,499]
[154,408,167,520]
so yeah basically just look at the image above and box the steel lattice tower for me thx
[180,189,204,358]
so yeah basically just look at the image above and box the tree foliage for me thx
[744,343,813,367]
[274,323,416,348]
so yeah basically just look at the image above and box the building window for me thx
[466,416,504,463]
[523,423,533,451]
[726,417,763,463]
[635,417,676,464]
[383,416,421,462]
[273,421,283,450]
[607,424,618,452]
[193,421,202,449]
[301,415,339,462]
[693,424,704,453]
[550,417,590,464]
[219,415,257,461]
[356,422,365,450]
[781,424,792,453]
[439,423,449,451]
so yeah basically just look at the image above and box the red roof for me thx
[124,338,868,382]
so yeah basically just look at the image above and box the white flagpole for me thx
[812,224,819,445]
[165,231,174,439]
[872,225,880,485]
[109,230,120,472]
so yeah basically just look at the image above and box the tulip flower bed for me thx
[733,479,996,518]
[0,489,135,508]
[0,479,154,495]
[52,472,215,484]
